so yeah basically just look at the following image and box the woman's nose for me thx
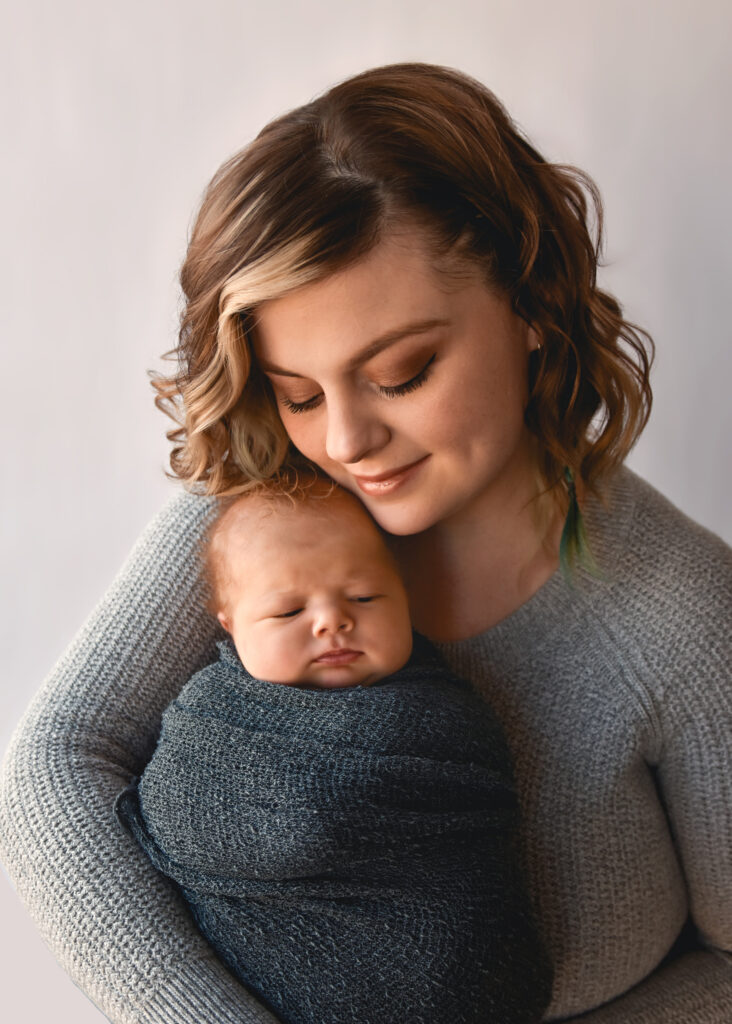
[324,395,390,466]
[313,603,354,638]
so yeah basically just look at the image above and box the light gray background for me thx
[1,0,730,1019]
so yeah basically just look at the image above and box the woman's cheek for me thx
[282,413,325,463]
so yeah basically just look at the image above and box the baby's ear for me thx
[217,611,231,633]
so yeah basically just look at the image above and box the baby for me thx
[116,476,550,1024]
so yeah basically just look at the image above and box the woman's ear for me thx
[526,324,542,353]
[217,611,231,633]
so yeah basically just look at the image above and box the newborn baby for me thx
[116,476,550,1024]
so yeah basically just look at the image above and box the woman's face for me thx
[251,226,538,537]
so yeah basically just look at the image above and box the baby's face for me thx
[217,493,413,688]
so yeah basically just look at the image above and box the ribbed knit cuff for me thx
[141,955,279,1024]
[567,950,732,1024]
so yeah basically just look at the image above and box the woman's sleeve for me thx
[570,534,732,1023]
[0,492,280,1024]
[566,953,732,1023]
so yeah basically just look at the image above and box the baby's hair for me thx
[202,465,339,618]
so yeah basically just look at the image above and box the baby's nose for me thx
[313,604,354,637]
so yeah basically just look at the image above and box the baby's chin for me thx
[294,678,375,691]
[297,650,413,689]
[294,667,382,690]
[239,648,410,690]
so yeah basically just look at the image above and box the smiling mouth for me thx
[313,649,363,665]
[353,455,429,495]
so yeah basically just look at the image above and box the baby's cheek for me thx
[237,625,287,681]
[396,626,414,670]
[378,615,413,675]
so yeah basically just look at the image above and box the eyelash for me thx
[279,354,436,414]
[273,596,378,618]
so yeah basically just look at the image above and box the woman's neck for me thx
[391,460,565,642]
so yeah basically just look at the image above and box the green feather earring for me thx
[559,467,601,583]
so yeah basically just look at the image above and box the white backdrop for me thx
[1,0,730,1019]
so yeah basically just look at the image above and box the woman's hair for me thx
[153,62,653,516]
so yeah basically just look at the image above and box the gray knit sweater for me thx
[0,468,730,1023]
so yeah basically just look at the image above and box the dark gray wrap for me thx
[116,635,550,1024]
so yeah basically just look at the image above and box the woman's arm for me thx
[0,492,279,1024]
[568,952,732,1022]
[571,522,732,1023]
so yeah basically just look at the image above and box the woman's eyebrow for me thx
[257,317,449,378]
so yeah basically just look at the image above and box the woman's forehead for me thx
[250,227,480,369]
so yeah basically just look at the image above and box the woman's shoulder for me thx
[584,467,731,692]
[137,487,219,548]
[591,466,731,594]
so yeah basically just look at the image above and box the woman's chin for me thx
[359,501,443,538]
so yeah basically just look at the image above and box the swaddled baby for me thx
[116,475,550,1024]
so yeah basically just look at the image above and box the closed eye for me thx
[280,393,323,414]
[350,595,381,603]
[378,354,435,398]
[274,608,303,618]
[278,354,436,414]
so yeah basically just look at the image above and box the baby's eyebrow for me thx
[257,317,448,379]
[263,589,303,603]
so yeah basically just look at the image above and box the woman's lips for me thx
[353,455,429,496]
[313,649,363,665]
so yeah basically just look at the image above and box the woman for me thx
[1,63,730,1023]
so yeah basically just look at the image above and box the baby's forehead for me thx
[216,487,382,554]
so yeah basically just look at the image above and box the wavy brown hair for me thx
[153,62,653,527]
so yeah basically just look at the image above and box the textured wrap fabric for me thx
[117,636,551,1024]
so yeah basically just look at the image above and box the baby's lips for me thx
[313,649,363,665]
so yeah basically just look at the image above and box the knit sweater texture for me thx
[116,637,550,1024]
[0,467,731,1023]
